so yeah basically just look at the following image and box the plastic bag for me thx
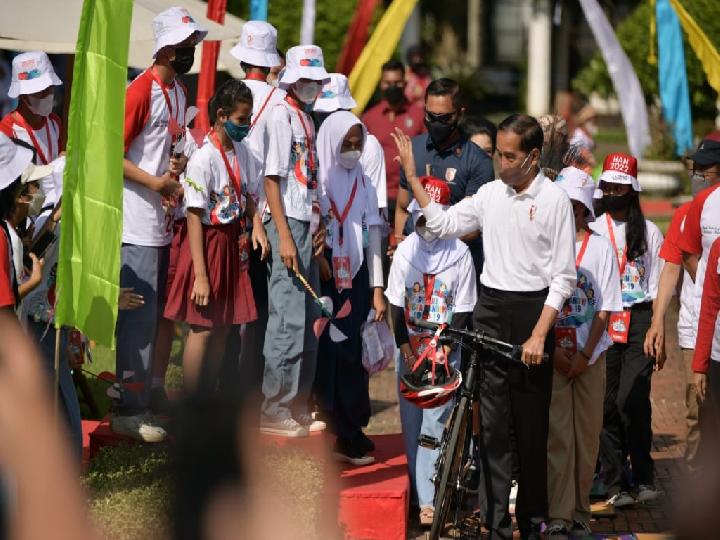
[361,310,395,375]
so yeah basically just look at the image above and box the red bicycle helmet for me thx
[400,325,462,408]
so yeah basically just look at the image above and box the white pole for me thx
[300,0,316,45]
[468,0,482,68]
[527,0,552,116]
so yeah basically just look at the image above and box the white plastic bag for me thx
[361,310,395,375]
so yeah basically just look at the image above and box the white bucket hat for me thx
[0,133,34,190]
[279,45,330,89]
[152,6,208,58]
[555,166,597,220]
[229,21,281,68]
[313,73,357,113]
[8,51,62,99]
[21,162,54,185]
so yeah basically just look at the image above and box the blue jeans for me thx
[116,244,169,414]
[397,348,459,508]
[27,321,83,460]
[262,219,320,422]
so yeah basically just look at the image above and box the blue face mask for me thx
[223,120,250,142]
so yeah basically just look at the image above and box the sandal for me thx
[419,506,434,527]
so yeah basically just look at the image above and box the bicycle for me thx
[407,319,548,540]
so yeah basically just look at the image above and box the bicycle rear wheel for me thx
[429,395,470,540]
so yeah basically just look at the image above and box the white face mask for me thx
[294,81,321,104]
[338,150,361,170]
[25,93,54,117]
[585,122,598,136]
[20,191,46,217]
[416,224,438,242]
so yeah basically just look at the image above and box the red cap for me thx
[602,152,638,178]
[420,176,451,206]
[705,130,720,143]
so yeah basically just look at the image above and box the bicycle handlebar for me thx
[409,319,549,364]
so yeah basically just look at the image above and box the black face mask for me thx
[383,85,405,106]
[171,46,196,75]
[603,192,632,212]
[425,118,458,148]
[411,61,427,75]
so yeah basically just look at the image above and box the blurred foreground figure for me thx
[0,312,96,540]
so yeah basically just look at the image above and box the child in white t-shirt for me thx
[164,80,265,392]
[385,177,477,525]
[546,167,622,538]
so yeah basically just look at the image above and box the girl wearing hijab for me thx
[385,177,477,526]
[590,153,664,508]
[315,111,386,466]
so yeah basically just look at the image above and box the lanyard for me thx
[606,213,628,276]
[13,111,52,165]
[421,273,436,320]
[150,68,179,118]
[209,130,242,197]
[329,177,358,246]
[284,94,316,178]
[250,87,276,129]
[575,230,591,269]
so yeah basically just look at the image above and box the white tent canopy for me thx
[0,0,245,77]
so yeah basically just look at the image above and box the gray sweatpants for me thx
[262,218,319,422]
[115,243,169,414]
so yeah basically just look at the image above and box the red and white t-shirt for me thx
[123,68,189,247]
[693,237,720,372]
[679,183,720,338]
[0,227,16,309]
[0,111,62,206]
[659,202,696,349]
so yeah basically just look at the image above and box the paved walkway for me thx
[367,303,687,538]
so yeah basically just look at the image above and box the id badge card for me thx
[608,310,631,344]
[310,200,320,234]
[238,232,250,272]
[554,326,577,354]
[332,256,352,290]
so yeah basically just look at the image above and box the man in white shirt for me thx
[394,114,576,540]
[225,20,285,401]
[114,7,206,442]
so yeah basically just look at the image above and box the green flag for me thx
[55,0,133,349]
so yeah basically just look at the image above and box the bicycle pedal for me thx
[418,434,440,449]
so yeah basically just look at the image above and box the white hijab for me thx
[317,111,383,283]
[394,210,469,276]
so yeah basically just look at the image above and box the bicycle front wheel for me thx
[430,395,470,540]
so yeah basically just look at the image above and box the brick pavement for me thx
[367,302,688,538]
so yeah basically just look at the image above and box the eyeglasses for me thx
[425,110,458,125]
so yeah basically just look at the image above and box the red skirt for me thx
[164,218,186,304]
[164,220,257,328]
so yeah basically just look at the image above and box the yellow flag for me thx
[669,0,720,94]
[349,0,419,114]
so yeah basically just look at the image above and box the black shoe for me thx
[149,386,170,415]
[356,431,375,453]
[333,437,375,467]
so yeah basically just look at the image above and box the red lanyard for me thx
[284,94,316,176]
[209,130,242,197]
[575,230,591,269]
[13,111,52,164]
[150,68,180,124]
[329,177,358,246]
[606,214,628,276]
[245,72,267,82]
[421,274,436,319]
[250,87,276,129]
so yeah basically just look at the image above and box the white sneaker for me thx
[546,523,569,540]
[260,417,309,437]
[110,413,167,443]
[637,484,660,503]
[606,491,636,508]
[297,413,327,433]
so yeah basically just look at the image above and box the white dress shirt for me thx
[422,172,577,311]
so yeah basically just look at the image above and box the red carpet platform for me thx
[337,433,409,540]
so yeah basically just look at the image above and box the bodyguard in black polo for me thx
[393,78,494,274]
